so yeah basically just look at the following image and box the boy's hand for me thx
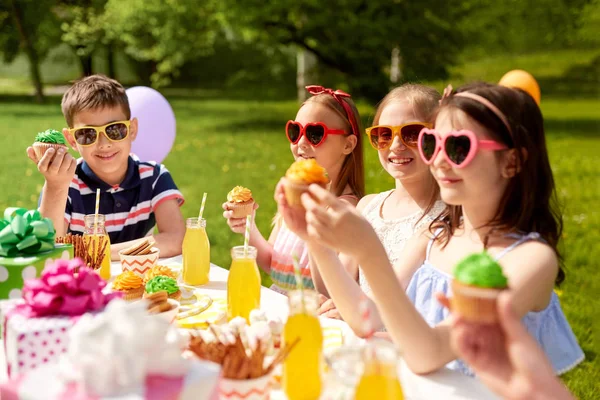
[27,147,77,190]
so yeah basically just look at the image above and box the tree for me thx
[2,0,61,102]
[221,0,471,102]
[103,0,222,88]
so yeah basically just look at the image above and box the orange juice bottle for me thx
[182,217,210,285]
[82,214,111,280]
[227,246,261,322]
[355,343,404,400]
[283,290,323,400]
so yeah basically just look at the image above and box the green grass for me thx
[0,48,598,398]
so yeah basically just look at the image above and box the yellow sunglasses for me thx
[68,120,131,146]
[365,123,432,150]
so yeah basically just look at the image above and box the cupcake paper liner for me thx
[32,143,68,160]
[450,280,505,324]
[229,200,255,219]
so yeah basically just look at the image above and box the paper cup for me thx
[218,373,273,400]
[119,248,160,277]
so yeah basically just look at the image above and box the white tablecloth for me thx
[0,257,500,400]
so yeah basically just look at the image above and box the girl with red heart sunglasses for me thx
[281,82,583,379]
[223,85,365,295]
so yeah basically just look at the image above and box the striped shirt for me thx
[270,222,315,292]
[61,155,184,243]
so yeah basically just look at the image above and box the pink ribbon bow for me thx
[19,258,121,317]
[305,85,359,137]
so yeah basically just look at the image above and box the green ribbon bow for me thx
[0,207,55,257]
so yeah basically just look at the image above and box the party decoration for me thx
[126,86,176,164]
[0,208,55,257]
[499,69,541,105]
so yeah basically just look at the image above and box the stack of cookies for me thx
[118,238,160,278]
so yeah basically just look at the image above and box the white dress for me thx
[358,190,446,297]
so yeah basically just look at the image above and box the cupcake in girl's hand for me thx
[450,252,509,324]
[145,275,181,301]
[32,129,68,160]
[283,159,330,208]
[226,186,255,218]
[112,271,145,301]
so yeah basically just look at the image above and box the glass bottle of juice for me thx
[82,214,111,280]
[355,341,404,400]
[182,217,210,285]
[283,290,323,400]
[227,245,261,322]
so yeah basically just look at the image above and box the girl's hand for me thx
[318,296,343,320]
[274,179,310,240]
[301,184,375,259]
[222,202,259,234]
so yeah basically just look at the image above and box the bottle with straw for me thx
[82,188,112,280]
[282,254,324,400]
[182,193,211,285]
[226,214,261,322]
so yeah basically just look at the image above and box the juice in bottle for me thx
[82,214,111,280]
[182,217,210,285]
[283,290,323,400]
[227,245,261,322]
[355,343,404,400]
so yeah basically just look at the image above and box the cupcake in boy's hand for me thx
[32,129,68,160]
[112,271,145,301]
[144,275,181,301]
[282,159,330,208]
[226,186,255,218]
[451,252,509,324]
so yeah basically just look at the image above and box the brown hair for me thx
[430,82,564,284]
[304,94,365,199]
[372,84,442,225]
[61,74,131,127]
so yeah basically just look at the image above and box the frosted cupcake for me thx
[32,129,68,160]
[283,159,329,208]
[451,252,509,324]
[226,186,255,218]
[112,271,145,301]
[145,275,182,301]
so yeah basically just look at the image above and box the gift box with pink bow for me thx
[1,258,119,378]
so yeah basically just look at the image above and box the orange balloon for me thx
[498,70,541,105]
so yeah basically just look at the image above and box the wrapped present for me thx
[1,300,221,399]
[0,207,74,300]
[1,258,119,378]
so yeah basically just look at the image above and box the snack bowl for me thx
[218,372,274,400]
[119,247,160,277]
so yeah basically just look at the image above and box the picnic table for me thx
[0,256,500,400]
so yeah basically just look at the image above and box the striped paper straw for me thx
[292,254,306,312]
[243,214,251,257]
[94,188,100,235]
[198,192,208,220]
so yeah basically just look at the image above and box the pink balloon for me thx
[126,86,176,164]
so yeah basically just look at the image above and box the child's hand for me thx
[300,184,374,258]
[274,179,309,240]
[318,295,343,320]
[222,201,259,234]
[27,147,77,190]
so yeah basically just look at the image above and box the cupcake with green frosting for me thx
[32,129,68,160]
[451,251,509,324]
[144,275,181,301]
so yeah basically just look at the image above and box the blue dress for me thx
[405,231,585,376]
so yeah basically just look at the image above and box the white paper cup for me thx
[218,373,273,400]
[118,248,160,277]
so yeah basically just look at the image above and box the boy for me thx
[27,75,185,259]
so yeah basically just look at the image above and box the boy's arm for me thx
[110,198,185,260]
[28,146,77,236]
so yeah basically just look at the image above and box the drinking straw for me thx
[243,214,251,257]
[292,254,305,312]
[198,192,208,220]
[94,188,100,235]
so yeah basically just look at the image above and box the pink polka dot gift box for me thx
[1,258,119,378]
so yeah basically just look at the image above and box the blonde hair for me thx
[61,74,130,127]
